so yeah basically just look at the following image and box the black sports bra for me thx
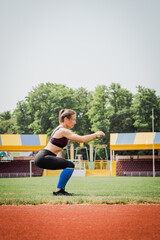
[49,126,68,148]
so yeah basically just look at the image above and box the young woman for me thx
[34,109,105,196]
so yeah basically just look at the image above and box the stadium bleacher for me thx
[110,132,160,176]
[0,160,43,178]
[0,134,47,178]
[116,159,160,176]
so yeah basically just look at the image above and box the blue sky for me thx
[0,0,160,113]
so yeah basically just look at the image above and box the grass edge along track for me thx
[0,176,160,205]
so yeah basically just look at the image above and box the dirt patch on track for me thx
[0,205,160,240]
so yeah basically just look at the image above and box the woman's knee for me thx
[68,161,75,169]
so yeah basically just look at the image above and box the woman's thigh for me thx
[34,150,74,170]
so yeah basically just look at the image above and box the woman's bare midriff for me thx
[44,142,62,155]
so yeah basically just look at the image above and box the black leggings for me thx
[34,149,75,170]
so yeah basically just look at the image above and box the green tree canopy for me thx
[109,83,133,113]
[73,87,92,135]
[1,82,160,153]
[132,86,160,132]
[108,83,134,133]
[87,85,110,145]
[0,111,16,134]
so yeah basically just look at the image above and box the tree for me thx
[73,87,92,135]
[109,109,135,133]
[47,84,77,136]
[109,83,133,113]
[0,111,12,121]
[87,85,110,145]
[108,83,134,133]
[27,82,57,134]
[132,86,160,132]
[0,111,16,134]
[13,100,32,134]
[3,82,160,143]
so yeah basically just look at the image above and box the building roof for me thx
[0,134,48,151]
[110,132,160,151]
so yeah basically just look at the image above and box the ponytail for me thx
[59,109,76,123]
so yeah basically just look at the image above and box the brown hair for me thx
[59,109,76,123]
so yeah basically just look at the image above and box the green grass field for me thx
[0,176,160,205]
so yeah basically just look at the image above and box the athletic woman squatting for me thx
[34,109,105,196]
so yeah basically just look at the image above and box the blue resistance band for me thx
[57,168,74,189]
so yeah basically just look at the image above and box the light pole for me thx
[152,108,155,177]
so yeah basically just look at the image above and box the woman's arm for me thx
[62,129,105,143]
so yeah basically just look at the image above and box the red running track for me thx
[0,205,160,240]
